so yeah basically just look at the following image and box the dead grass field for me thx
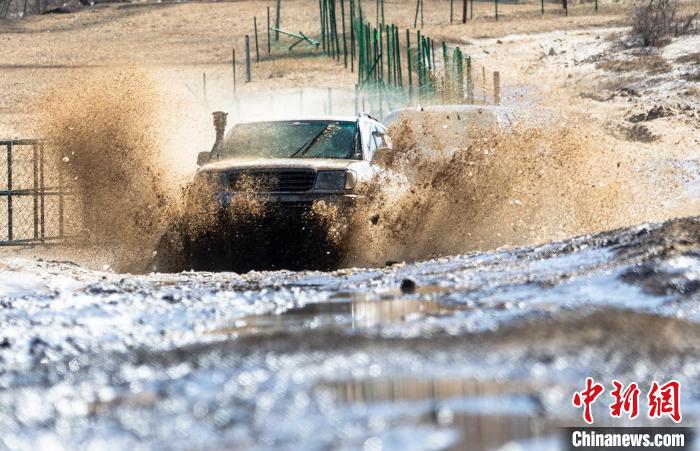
[0,0,697,158]
[0,0,643,136]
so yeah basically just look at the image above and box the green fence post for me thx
[367,24,372,81]
[442,41,449,100]
[428,38,433,71]
[394,25,400,87]
[341,0,348,67]
[333,0,341,59]
[386,24,392,85]
[416,30,422,93]
[350,0,356,72]
[374,26,380,82]
[357,19,364,82]
[406,29,412,92]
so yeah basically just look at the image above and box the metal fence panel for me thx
[0,139,73,246]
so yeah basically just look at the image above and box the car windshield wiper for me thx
[289,125,328,158]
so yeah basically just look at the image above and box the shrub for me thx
[629,0,698,47]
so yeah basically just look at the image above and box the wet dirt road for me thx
[2,216,700,450]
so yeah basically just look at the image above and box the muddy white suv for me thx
[195,112,393,210]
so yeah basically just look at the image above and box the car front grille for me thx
[228,170,316,193]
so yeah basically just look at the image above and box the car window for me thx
[366,124,387,160]
[374,131,387,148]
[213,120,360,160]
[367,126,379,156]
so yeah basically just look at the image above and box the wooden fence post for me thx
[232,48,237,97]
[203,72,207,105]
[245,35,252,83]
[254,16,260,62]
[327,87,333,114]
[493,71,500,105]
[413,0,420,27]
[275,0,281,41]
[420,0,423,27]
[466,55,473,102]
[375,0,379,26]
[267,7,271,54]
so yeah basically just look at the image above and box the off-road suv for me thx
[195,112,394,210]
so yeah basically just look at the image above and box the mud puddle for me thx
[3,216,700,449]
[323,377,557,450]
[208,293,458,337]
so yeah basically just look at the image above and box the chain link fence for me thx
[0,139,80,246]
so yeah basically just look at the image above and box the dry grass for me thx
[676,52,700,65]
[0,0,655,68]
[682,69,700,81]
[596,52,672,74]
[628,0,698,47]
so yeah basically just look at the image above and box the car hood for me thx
[200,158,362,172]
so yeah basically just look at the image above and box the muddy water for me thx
[2,216,700,449]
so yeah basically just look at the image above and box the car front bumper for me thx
[213,192,358,210]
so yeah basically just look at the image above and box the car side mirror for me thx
[373,146,393,168]
[197,151,210,166]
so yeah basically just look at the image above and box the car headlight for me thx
[314,170,347,191]
[345,170,357,190]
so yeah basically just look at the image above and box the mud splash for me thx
[341,116,638,266]
[36,72,697,273]
[39,68,177,271]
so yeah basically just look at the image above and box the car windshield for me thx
[212,120,360,160]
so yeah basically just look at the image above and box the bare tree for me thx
[1,0,13,19]
[630,0,698,46]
